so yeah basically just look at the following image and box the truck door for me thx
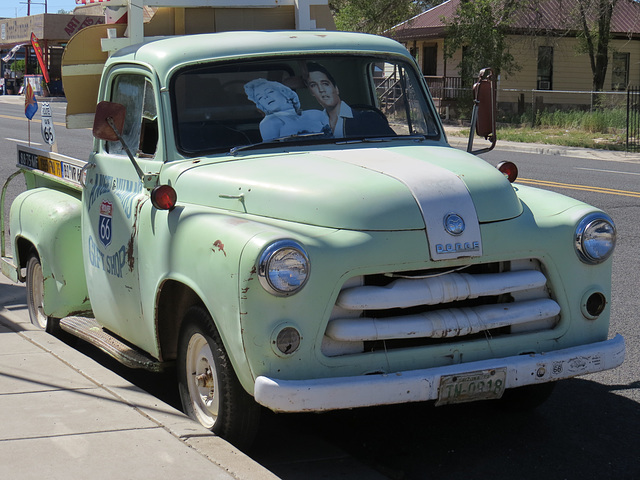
[82,71,161,353]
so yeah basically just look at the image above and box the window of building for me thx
[422,45,437,76]
[612,52,629,91]
[537,46,553,90]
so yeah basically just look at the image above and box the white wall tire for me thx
[25,253,64,336]
[26,254,48,330]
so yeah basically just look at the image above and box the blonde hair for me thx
[244,78,301,114]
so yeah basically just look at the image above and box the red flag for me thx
[30,33,50,84]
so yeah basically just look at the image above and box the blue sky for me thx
[1,0,80,18]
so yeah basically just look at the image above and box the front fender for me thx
[141,205,285,391]
[11,187,91,317]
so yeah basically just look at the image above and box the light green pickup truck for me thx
[1,30,624,449]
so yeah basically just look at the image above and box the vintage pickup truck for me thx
[1,29,625,449]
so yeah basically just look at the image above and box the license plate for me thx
[436,368,507,406]
[62,161,83,183]
[38,156,62,177]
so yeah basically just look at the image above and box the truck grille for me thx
[322,259,560,357]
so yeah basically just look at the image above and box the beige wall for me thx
[145,5,334,36]
[499,36,640,107]
[408,34,640,110]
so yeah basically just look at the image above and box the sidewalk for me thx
[0,274,278,480]
[0,93,67,103]
[444,125,640,163]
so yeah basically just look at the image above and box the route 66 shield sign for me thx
[99,201,113,247]
[40,102,56,145]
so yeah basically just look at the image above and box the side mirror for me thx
[92,100,145,181]
[467,68,497,155]
[93,101,126,142]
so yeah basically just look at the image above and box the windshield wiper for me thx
[229,133,427,155]
[230,132,329,156]
[335,134,427,145]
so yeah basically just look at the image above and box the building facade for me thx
[390,0,640,114]
[1,12,105,95]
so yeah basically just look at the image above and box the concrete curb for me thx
[445,129,640,163]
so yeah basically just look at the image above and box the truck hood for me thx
[174,144,521,233]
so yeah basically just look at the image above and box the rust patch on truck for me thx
[127,198,145,272]
[212,240,227,257]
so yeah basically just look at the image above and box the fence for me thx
[425,79,639,151]
[499,88,628,116]
[628,86,640,152]
[424,76,466,100]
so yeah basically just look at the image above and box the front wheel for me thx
[177,306,260,450]
[25,253,62,335]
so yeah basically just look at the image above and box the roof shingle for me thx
[389,0,640,40]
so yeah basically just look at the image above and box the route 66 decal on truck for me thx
[99,201,113,248]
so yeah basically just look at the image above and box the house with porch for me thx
[388,0,640,116]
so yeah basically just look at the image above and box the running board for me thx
[59,316,164,372]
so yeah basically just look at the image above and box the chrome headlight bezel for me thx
[575,213,616,265]
[258,240,310,296]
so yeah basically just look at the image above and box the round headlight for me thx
[575,213,616,264]
[258,240,310,296]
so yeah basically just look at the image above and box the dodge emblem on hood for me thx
[444,213,465,236]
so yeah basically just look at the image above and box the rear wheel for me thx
[177,306,260,450]
[25,253,62,334]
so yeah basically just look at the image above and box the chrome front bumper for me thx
[254,334,625,412]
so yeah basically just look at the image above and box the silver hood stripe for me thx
[319,148,482,260]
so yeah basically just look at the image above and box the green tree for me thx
[443,0,523,81]
[575,0,617,91]
[10,59,25,74]
[329,0,440,35]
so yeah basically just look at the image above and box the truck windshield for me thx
[171,55,440,156]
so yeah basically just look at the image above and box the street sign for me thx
[41,102,56,145]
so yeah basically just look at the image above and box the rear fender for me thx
[11,188,91,317]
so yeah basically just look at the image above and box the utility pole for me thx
[25,0,48,16]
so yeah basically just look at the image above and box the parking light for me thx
[497,161,518,183]
[151,185,177,210]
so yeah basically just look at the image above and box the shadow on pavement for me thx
[253,378,639,479]
[0,281,25,304]
[0,282,27,331]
